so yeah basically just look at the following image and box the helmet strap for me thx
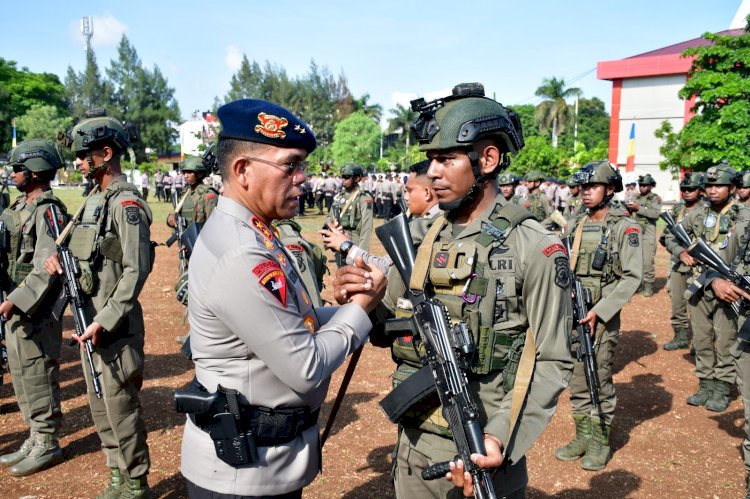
[443,150,507,214]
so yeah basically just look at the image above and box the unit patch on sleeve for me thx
[624,226,640,234]
[259,269,287,307]
[628,233,640,247]
[554,256,571,289]
[543,243,567,257]
[124,206,141,225]
[252,260,282,278]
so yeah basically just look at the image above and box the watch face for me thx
[341,241,352,253]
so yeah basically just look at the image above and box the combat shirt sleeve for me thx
[8,204,62,315]
[483,229,574,463]
[590,219,643,323]
[356,193,373,251]
[93,193,152,332]
[206,245,372,394]
[664,208,696,258]
[202,189,218,221]
[638,194,662,221]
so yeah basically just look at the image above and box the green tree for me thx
[386,103,418,149]
[330,111,381,166]
[508,135,569,177]
[353,93,383,124]
[558,97,610,152]
[64,48,111,118]
[655,17,750,171]
[15,104,72,142]
[510,104,542,140]
[534,77,580,148]
[0,58,67,150]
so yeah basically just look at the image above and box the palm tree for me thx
[387,103,418,148]
[354,93,383,124]
[534,77,581,148]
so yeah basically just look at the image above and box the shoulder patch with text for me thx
[624,226,640,234]
[543,243,567,257]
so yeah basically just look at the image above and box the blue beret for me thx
[217,99,316,153]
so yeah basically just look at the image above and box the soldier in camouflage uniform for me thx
[665,162,749,413]
[273,219,328,307]
[627,173,662,297]
[0,141,68,476]
[370,83,573,498]
[498,172,522,205]
[660,172,705,350]
[565,177,583,223]
[166,156,218,231]
[706,214,750,499]
[337,163,374,251]
[738,172,750,207]
[46,112,154,498]
[555,161,642,471]
[523,170,567,230]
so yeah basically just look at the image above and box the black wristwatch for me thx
[339,240,354,254]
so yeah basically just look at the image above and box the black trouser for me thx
[315,193,324,213]
[142,187,149,201]
[306,191,314,208]
[325,193,334,213]
[187,479,302,499]
[297,195,305,215]
[156,184,164,201]
[382,196,394,220]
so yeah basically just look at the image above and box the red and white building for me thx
[597,17,747,202]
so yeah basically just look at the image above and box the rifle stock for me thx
[660,212,692,249]
[376,213,497,499]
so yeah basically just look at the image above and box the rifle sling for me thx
[409,215,447,292]
[504,327,536,459]
[569,215,588,271]
[56,185,100,246]
[379,365,436,424]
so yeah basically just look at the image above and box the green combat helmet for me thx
[497,172,517,186]
[680,171,705,189]
[705,161,740,186]
[410,82,524,210]
[341,163,364,177]
[572,161,623,210]
[566,176,580,188]
[637,173,656,186]
[8,140,64,189]
[524,170,546,182]
[740,171,750,188]
[60,109,139,180]
[181,156,209,174]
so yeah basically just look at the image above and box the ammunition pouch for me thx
[175,380,319,467]
[502,334,527,392]
[386,364,451,437]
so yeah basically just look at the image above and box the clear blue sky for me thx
[3,1,744,124]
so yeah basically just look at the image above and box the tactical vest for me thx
[273,220,328,305]
[0,193,67,288]
[339,188,368,230]
[692,203,742,252]
[572,215,624,303]
[67,183,152,295]
[526,191,547,222]
[180,184,218,224]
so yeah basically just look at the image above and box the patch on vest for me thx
[628,233,640,247]
[543,243,567,257]
[433,251,449,268]
[286,244,307,271]
[554,256,571,288]
[124,206,141,225]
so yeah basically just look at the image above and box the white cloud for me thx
[225,45,243,72]
[68,14,128,48]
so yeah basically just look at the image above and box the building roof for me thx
[598,28,746,81]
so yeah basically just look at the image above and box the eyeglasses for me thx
[342,175,353,180]
[244,156,308,179]
[680,187,698,193]
[12,165,27,173]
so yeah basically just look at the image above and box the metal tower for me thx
[80,16,93,51]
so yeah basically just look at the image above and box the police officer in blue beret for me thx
[178,99,385,498]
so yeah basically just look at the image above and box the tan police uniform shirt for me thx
[180,196,372,496]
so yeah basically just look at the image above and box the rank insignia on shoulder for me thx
[542,243,567,257]
[433,251,449,268]
[251,216,275,242]
[277,252,288,267]
[303,315,315,334]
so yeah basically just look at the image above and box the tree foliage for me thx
[64,48,111,118]
[655,17,750,171]
[0,58,67,150]
[15,104,72,143]
[534,77,580,148]
[330,111,381,168]
[508,135,569,178]
[386,103,418,149]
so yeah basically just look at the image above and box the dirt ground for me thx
[0,211,747,499]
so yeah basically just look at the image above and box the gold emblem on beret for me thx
[255,112,288,139]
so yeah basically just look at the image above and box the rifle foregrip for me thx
[422,461,451,481]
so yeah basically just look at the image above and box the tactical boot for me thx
[581,416,611,471]
[664,328,689,350]
[555,413,591,461]
[687,378,713,406]
[0,432,36,467]
[706,379,732,412]
[9,433,63,476]
[641,282,654,297]
[120,475,154,499]
[95,468,125,499]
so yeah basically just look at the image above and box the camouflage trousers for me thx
[689,298,737,384]
[394,427,527,499]
[82,339,150,479]
[668,270,691,331]
[6,316,62,435]
[568,315,620,425]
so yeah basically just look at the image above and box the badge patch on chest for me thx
[704,214,717,228]
[554,256,571,289]
[433,251,449,268]
[124,206,140,225]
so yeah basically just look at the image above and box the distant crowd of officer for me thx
[5,85,750,499]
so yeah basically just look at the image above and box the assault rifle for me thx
[166,189,187,274]
[0,221,8,385]
[376,214,497,499]
[562,237,600,412]
[45,204,102,399]
[660,211,692,249]
[687,237,750,349]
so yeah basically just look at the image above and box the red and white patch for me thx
[624,226,640,234]
[120,199,141,208]
[251,216,274,242]
[542,243,567,257]
[254,112,289,139]
[286,243,304,254]
[259,269,287,307]
[252,260,281,278]
[205,193,217,200]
